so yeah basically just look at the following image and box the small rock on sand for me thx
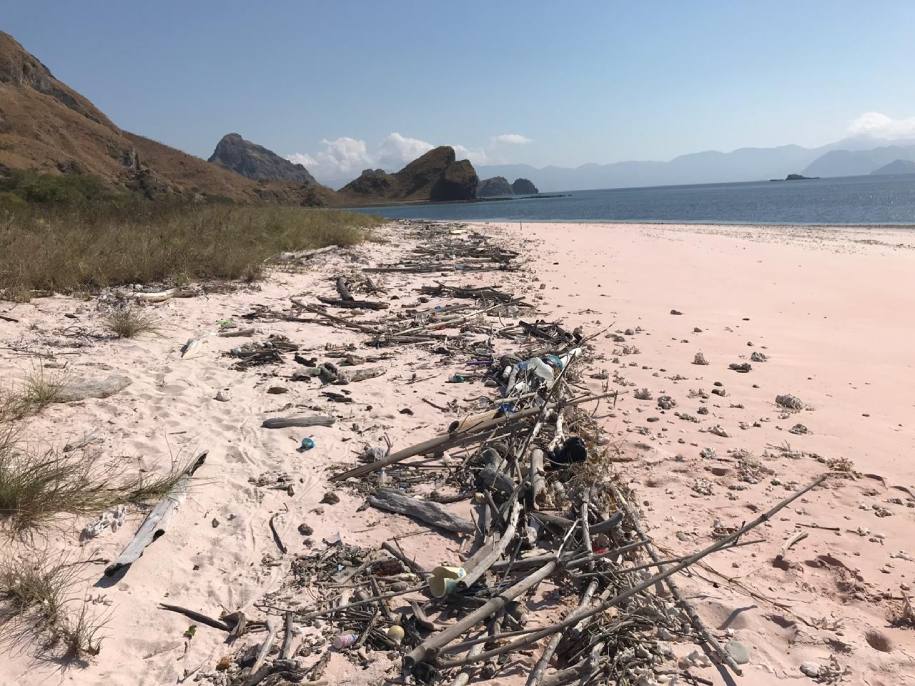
[800,661,821,678]
[750,351,768,362]
[320,491,340,505]
[57,374,132,403]
[726,639,751,665]
[693,352,709,365]
[776,394,805,410]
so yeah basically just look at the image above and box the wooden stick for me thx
[158,603,231,631]
[279,611,298,660]
[527,579,597,686]
[432,475,827,670]
[368,488,475,535]
[331,409,540,481]
[246,615,280,684]
[261,416,335,429]
[609,482,743,676]
[456,498,522,592]
[404,560,558,669]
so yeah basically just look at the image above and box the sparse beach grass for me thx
[103,307,160,339]
[0,202,380,300]
[0,420,198,534]
[0,552,105,660]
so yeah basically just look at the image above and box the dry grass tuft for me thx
[17,364,63,414]
[0,202,380,300]
[0,553,105,660]
[103,307,160,339]
[0,434,198,534]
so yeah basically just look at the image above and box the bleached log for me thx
[104,451,207,577]
[261,416,335,429]
[368,488,475,535]
[132,288,176,303]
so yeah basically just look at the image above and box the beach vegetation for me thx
[103,307,160,339]
[0,199,380,300]
[0,551,106,660]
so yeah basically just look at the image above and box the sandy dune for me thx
[0,220,913,685]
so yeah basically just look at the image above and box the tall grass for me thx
[0,552,106,660]
[0,437,201,535]
[0,202,380,299]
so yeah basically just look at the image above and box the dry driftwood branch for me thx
[331,408,540,482]
[317,296,389,310]
[368,488,475,535]
[271,244,339,263]
[105,451,208,577]
[132,288,176,303]
[293,583,427,622]
[158,602,231,631]
[279,611,299,660]
[431,475,827,671]
[333,392,614,483]
[609,482,743,676]
[527,579,598,686]
[261,416,335,429]
[382,540,429,576]
[245,615,280,685]
[405,560,558,669]
[269,512,287,554]
[457,498,522,592]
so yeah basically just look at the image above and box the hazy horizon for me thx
[6,1,915,187]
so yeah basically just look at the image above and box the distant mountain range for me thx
[478,138,915,192]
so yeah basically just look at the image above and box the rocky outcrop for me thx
[339,146,478,203]
[478,176,513,197]
[208,133,316,184]
[511,177,539,195]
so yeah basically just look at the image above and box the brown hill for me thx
[339,146,478,204]
[0,31,332,204]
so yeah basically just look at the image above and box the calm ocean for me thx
[352,174,915,225]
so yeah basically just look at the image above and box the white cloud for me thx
[848,112,915,139]
[377,132,434,168]
[492,133,532,145]
[452,144,489,166]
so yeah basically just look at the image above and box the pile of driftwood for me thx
[188,221,825,686]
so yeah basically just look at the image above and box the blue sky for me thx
[6,1,915,185]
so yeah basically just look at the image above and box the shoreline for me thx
[1,220,913,685]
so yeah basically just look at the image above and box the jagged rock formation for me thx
[0,31,333,204]
[511,177,538,194]
[339,146,478,203]
[478,176,513,197]
[209,133,316,184]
